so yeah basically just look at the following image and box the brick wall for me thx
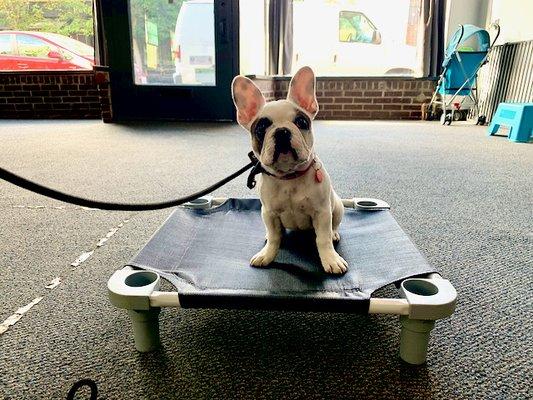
[251,77,436,120]
[0,71,433,121]
[250,77,276,102]
[0,69,112,120]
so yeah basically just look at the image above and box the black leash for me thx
[2,155,269,396]
[1,152,263,211]
[2,154,266,398]
[66,379,98,400]
[246,157,273,189]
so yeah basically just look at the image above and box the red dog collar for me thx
[276,159,315,180]
[246,152,323,189]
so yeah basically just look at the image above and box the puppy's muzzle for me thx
[273,128,298,162]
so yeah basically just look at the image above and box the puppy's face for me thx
[249,100,313,174]
[232,67,319,175]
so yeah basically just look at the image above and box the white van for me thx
[292,0,417,76]
[172,0,215,85]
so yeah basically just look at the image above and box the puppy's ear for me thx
[287,66,318,118]
[232,76,266,128]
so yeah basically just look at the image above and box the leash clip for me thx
[247,151,262,189]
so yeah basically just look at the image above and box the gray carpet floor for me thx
[0,120,531,399]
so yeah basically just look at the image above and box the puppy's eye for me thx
[294,114,310,130]
[253,117,272,142]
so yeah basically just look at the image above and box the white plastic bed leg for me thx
[398,277,457,364]
[128,308,161,352]
[399,316,435,365]
[108,268,164,352]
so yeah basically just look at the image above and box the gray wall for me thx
[445,0,491,45]
[446,0,533,45]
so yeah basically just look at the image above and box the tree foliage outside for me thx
[130,0,185,72]
[130,0,185,40]
[0,0,94,43]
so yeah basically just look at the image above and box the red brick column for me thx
[94,67,113,122]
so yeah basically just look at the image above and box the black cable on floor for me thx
[1,153,257,211]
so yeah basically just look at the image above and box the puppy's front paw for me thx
[250,246,277,267]
[320,251,348,274]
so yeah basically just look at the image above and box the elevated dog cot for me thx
[108,197,457,365]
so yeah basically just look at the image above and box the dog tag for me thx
[315,169,323,183]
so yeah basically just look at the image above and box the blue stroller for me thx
[424,24,500,125]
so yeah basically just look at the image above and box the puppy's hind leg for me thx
[251,209,282,267]
[331,193,344,243]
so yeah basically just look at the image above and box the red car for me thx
[0,31,94,71]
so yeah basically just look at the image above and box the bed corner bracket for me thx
[398,276,457,364]
[107,267,164,352]
[342,197,391,210]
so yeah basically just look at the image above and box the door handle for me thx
[17,63,29,69]
[219,18,227,44]
[217,0,228,44]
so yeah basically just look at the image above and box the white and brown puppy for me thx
[232,66,347,274]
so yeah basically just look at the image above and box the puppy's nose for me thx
[274,128,291,150]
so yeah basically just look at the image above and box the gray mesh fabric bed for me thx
[108,198,456,364]
[128,198,436,312]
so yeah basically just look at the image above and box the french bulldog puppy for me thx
[232,66,347,274]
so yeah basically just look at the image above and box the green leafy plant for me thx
[0,0,93,39]
[130,0,185,69]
